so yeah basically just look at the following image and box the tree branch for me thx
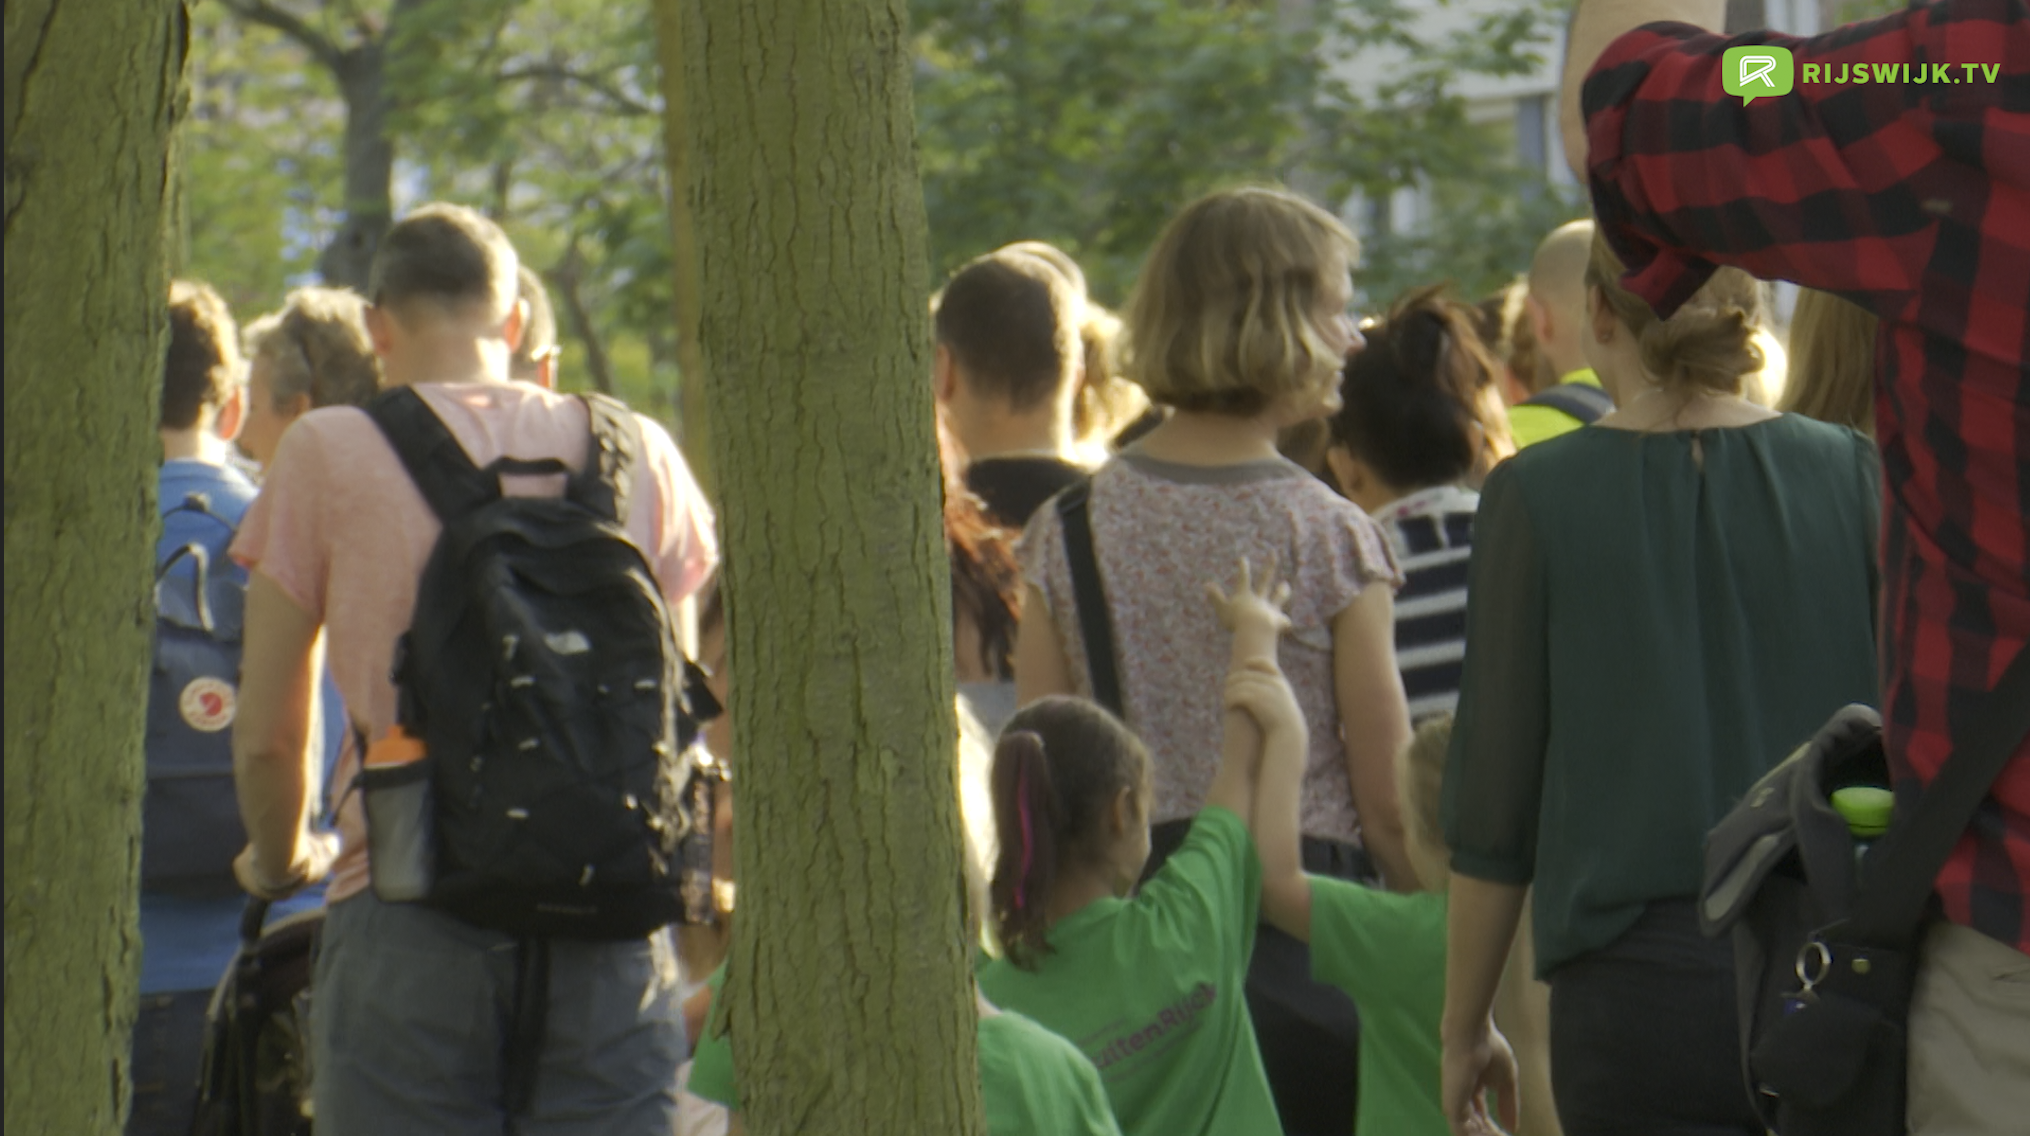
[217,0,348,75]
[497,63,658,117]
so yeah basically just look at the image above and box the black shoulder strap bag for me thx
[1747,645,2030,1135]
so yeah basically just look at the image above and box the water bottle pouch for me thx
[360,759,436,903]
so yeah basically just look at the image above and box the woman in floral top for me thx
[1011,186,1412,1136]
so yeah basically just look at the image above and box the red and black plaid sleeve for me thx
[1581,0,2030,953]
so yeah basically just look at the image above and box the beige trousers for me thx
[1907,920,2030,1135]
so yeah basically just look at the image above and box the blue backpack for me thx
[143,493,250,889]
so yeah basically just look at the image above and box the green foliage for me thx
[914,0,1561,307]
[187,0,1570,425]
[183,7,346,314]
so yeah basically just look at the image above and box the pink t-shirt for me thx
[1019,448,1399,842]
[232,382,718,904]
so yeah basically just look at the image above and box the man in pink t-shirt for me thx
[230,203,716,1135]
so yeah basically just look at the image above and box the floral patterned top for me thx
[1019,448,1400,843]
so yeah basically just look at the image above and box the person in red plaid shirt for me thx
[1438,2,2028,1134]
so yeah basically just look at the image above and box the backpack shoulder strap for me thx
[1055,480,1124,718]
[365,388,498,522]
[1521,381,1616,424]
[1846,645,2030,944]
[569,393,644,524]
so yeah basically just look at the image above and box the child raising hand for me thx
[977,559,1294,1136]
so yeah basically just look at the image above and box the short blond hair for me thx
[244,286,381,410]
[1123,186,1359,417]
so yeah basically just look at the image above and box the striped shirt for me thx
[1374,485,1479,723]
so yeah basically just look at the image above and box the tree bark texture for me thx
[651,0,714,494]
[4,2,187,1133]
[661,2,984,1134]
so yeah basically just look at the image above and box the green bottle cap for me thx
[1831,786,1894,837]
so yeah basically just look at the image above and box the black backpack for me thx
[143,495,250,890]
[1701,647,2030,1135]
[363,387,702,942]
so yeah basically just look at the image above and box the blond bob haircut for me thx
[1585,233,1765,396]
[1781,288,1878,436]
[1123,186,1359,417]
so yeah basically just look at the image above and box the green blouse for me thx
[1443,415,1881,975]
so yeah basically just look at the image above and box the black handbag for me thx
[1055,479,1366,1135]
[1700,646,2030,1135]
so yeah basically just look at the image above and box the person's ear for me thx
[1324,445,1363,500]
[933,343,958,405]
[365,306,397,358]
[214,383,247,442]
[283,391,313,424]
[501,299,527,353]
[1588,287,1618,345]
[1109,785,1140,836]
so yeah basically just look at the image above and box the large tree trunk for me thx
[4,2,187,1133]
[321,42,395,290]
[659,1,984,1133]
[651,2,713,493]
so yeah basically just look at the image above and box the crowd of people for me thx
[126,0,2025,1134]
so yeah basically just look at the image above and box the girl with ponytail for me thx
[980,561,1299,1136]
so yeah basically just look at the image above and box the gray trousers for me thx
[312,891,684,1136]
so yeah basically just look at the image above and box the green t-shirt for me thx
[975,806,1278,1136]
[1309,878,1448,1136]
[686,966,736,1108]
[687,967,1122,1136]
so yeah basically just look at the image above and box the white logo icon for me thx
[1739,55,1780,88]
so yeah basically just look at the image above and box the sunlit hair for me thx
[1476,277,1549,398]
[1781,289,1878,436]
[244,286,382,411]
[1123,186,1359,417]
[989,697,1150,969]
[1071,303,1150,455]
[939,418,1021,680]
[367,202,519,326]
[510,265,559,381]
[163,280,242,430]
[997,239,1089,302]
[1330,284,1502,491]
[1585,234,1765,396]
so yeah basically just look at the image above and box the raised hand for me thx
[1204,557,1292,663]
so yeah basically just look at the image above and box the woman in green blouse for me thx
[1437,237,1880,1136]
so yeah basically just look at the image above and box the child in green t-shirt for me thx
[1242,698,1556,1134]
[686,962,1120,1136]
[685,809,1122,1136]
[974,560,1299,1136]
